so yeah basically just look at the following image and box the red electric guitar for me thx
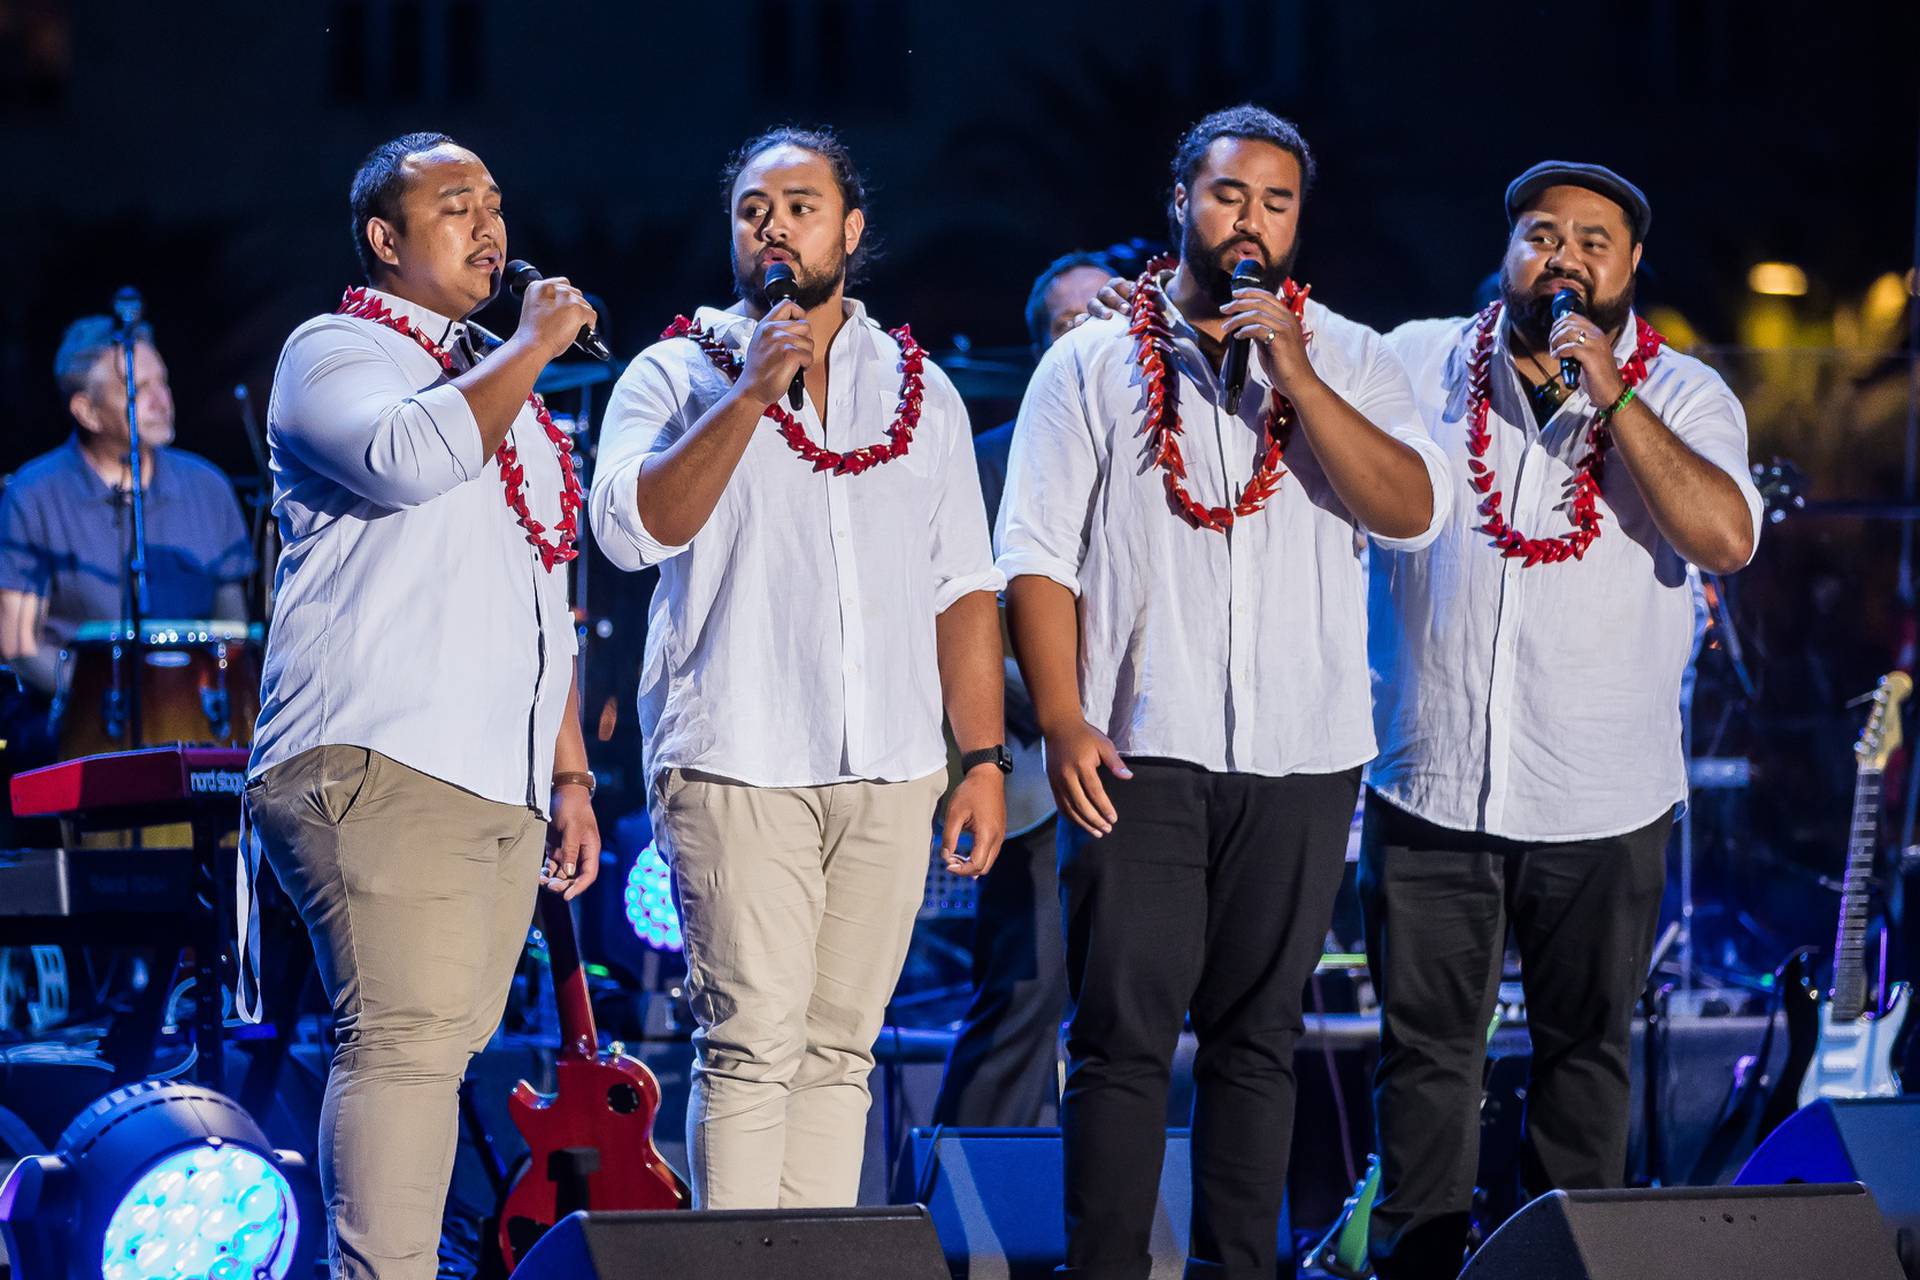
[497,888,689,1270]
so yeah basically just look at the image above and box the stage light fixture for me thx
[0,1079,319,1280]
[622,840,683,952]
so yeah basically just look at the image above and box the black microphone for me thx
[112,286,144,330]
[762,262,805,411]
[503,260,611,362]
[1221,258,1263,408]
[1551,288,1584,389]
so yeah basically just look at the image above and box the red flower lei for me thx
[335,288,581,571]
[1129,259,1311,532]
[660,314,926,476]
[1465,302,1665,566]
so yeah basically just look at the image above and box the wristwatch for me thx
[552,770,597,795]
[960,745,1014,776]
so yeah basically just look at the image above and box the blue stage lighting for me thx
[0,1080,319,1280]
[623,840,683,952]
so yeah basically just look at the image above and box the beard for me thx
[1181,218,1299,308]
[1500,262,1636,350]
[733,243,847,313]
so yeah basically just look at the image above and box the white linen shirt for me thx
[996,296,1449,777]
[250,287,578,815]
[1368,311,1763,842]
[590,298,1003,789]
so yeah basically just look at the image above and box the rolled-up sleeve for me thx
[270,318,487,510]
[923,367,1004,613]
[1657,367,1763,568]
[589,347,694,571]
[1353,331,1451,552]
[996,340,1099,594]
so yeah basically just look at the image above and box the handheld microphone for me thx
[1551,288,1584,389]
[112,286,144,331]
[762,262,806,411]
[1221,258,1263,408]
[503,260,611,362]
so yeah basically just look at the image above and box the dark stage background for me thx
[3,0,1920,984]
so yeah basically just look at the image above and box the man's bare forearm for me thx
[1288,378,1433,540]
[1606,400,1754,573]
[936,590,1005,753]
[1005,575,1084,733]
[632,389,768,548]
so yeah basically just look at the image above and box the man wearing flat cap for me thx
[1360,162,1761,1279]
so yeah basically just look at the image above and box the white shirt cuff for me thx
[997,551,1080,598]
[934,567,1007,614]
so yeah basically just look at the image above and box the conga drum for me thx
[52,618,262,757]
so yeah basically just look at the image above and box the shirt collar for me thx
[1495,305,1641,368]
[1157,281,1294,396]
[692,296,875,353]
[359,286,469,351]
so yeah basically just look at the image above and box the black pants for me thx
[933,817,1070,1126]
[1058,759,1359,1280]
[1358,791,1670,1280]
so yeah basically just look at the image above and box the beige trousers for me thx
[248,745,545,1280]
[651,767,944,1209]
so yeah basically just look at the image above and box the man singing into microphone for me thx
[591,126,1006,1209]
[998,105,1448,1279]
[1362,162,1761,1280]
[246,132,603,1279]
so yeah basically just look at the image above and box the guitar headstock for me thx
[1855,671,1913,770]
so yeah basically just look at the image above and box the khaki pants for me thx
[248,745,544,1280]
[652,767,944,1209]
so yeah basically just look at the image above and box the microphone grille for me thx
[503,259,541,296]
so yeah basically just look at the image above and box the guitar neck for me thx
[537,888,600,1054]
[1831,765,1880,1022]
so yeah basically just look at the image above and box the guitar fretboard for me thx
[1833,764,1880,1022]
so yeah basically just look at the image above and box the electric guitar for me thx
[497,888,689,1271]
[1793,671,1913,1107]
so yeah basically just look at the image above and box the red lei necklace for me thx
[335,288,581,571]
[1129,260,1311,533]
[661,314,925,476]
[1464,302,1665,566]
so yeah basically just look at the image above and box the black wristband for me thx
[960,745,1014,775]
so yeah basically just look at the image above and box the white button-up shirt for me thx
[996,296,1449,777]
[1368,311,1763,841]
[251,287,578,814]
[591,298,1003,789]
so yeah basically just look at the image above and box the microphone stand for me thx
[112,287,150,749]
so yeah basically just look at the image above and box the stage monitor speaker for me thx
[1735,1096,1920,1277]
[896,1126,1288,1278]
[1458,1183,1903,1280]
[512,1205,950,1280]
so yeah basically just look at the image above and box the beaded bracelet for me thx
[1602,385,1638,417]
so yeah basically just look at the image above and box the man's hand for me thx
[736,300,814,406]
[1222,284,1316,396]
[1044,719,1132,837]
[1082,276,1138,323]
[513,276,599,364]
[941,765,1008,878]
[543,783,601,901]
[1548,310,1626,408]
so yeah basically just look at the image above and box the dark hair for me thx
[1024,251,1110,352]
[720,125,876,282]
[55,316,153,397]
[1167,105,1315,235]
[348,131,459,280]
